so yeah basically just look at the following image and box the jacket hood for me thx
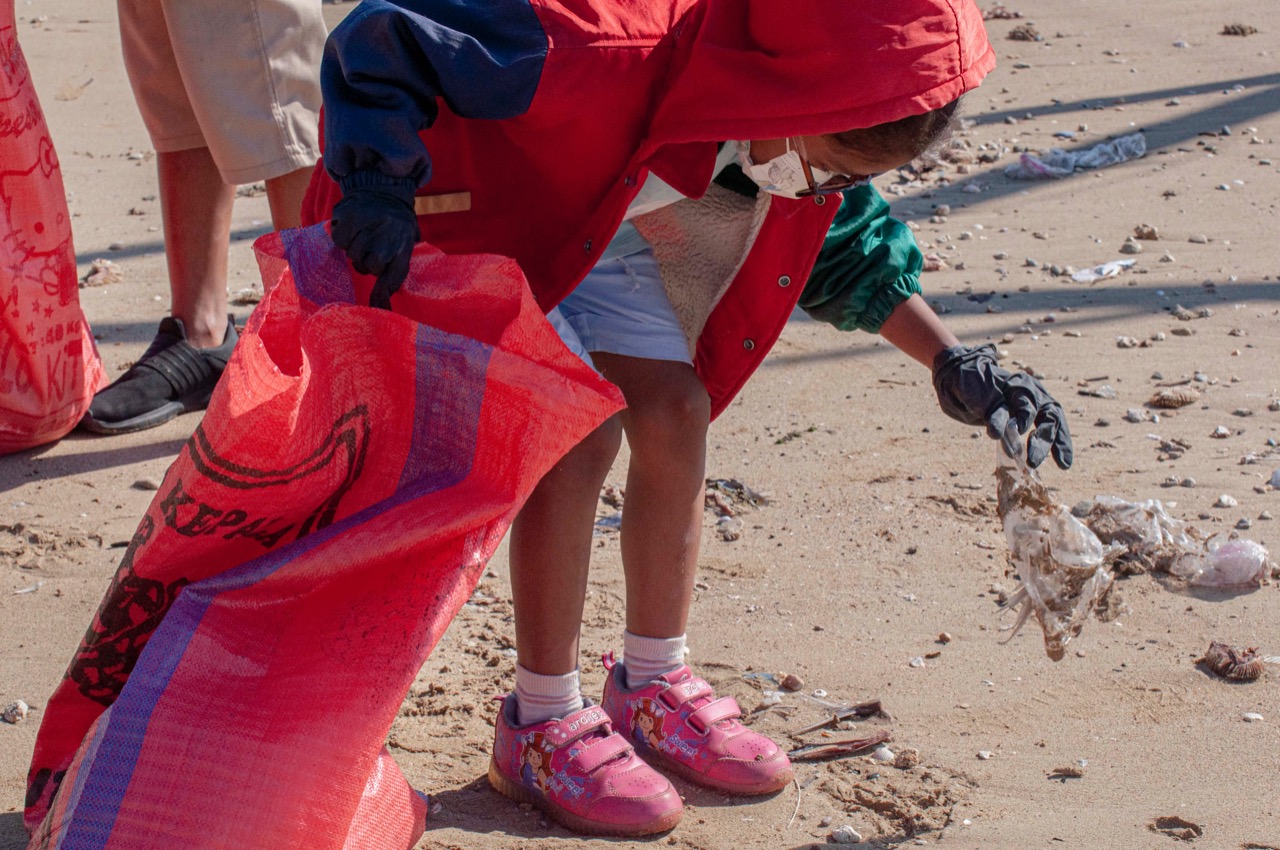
[647,0,995,145]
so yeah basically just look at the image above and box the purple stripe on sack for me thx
[398,325,491,491]
[57,596,216,850]
[50,320,492,848]
[45,711,111,850]
[280,224,356,306]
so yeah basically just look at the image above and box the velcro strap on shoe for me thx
[657,676,715,710]
[686,696,741,735]
[133,341,218,399]
[571,733,632,774]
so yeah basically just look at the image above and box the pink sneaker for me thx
[488,695,683,836]
[601,654,794,795]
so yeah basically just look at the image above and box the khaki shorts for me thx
[118,0,325,184]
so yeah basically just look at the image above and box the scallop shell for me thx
[1198,641,1264,681]
[1149,387,1200,408]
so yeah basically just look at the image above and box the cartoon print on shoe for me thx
[520,731,556,794]
[633,698,665,750]
[488,695,682,836]
[602,653,794,795]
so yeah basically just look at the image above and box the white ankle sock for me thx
[623,631,687,688]
[515,665,584,726]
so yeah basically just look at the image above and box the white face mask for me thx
[735,140,839,199]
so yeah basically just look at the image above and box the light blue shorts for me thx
[547,248,692,368]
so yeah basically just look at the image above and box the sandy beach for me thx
[3,1,1278,848]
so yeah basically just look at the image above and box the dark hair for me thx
[832,97,962,163]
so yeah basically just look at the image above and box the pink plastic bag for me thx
[0,6,103,451]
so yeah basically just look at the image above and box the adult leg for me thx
[265,166,315,231]
[158,147,235,349]
[83,1,241,433]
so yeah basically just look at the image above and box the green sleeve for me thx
[798,184,923,333]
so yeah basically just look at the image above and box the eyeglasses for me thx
[791,136,874,197]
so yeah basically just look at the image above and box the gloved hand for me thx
[932,343,1073,469]
[331,187,420,310]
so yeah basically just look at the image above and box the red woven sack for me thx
[0,6,104,452]
[24,224,623,849]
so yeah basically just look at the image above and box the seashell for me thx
[1197,642,1264,681]
[1049,765,1085,779]
[231,287,264,305]
[1214,494,1238,508]
[1133,224,1159,240]
[894,747,921,769]
[869,746,895,763]
[81,258,124,288]
[1210,425,1231,438]
[1148,387,1199,408]
[829,826,863,845]
[1007,23,1041,41]
[1243,712,1264,722]
[1150,817,1203,841]
[2,700,29,724]
[715,515,743,541]
[1115,336,1139,349]
[1118,236,1143,255]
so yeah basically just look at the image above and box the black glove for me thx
[932,343,1073,469]
[330,186,420,310]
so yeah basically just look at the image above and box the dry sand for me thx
[3,1,1279,848]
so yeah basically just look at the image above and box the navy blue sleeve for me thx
[322,0,548,195]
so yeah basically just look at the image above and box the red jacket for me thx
[305,0,994,417]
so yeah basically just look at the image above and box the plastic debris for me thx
[1005,132,1147,180]
[1073,259,1137,284]
[996,438,1115,661]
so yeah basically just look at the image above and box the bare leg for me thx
[511,417,623,675]
[592,354,710,640]
[157,147,234,348]
[265,165,314,230]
